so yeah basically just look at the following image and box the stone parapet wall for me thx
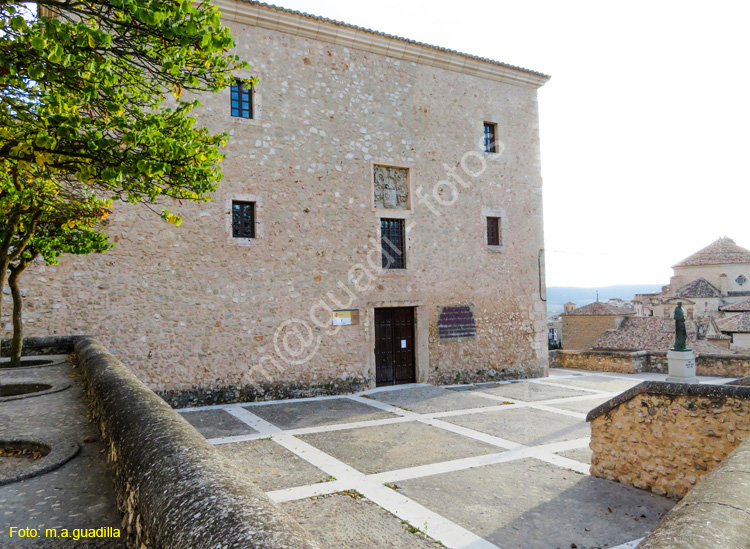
[75,337,319,549]
[553,349,648,374]
[587,381,750,500]
[552,349,750,378]
[639,441,750,548]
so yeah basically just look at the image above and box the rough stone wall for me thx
[554,350,644,374]
[2,13,547,394]
[639,441,750,549]
[561,316,618,351]
[590,393,750,500]
[552,350,749,378]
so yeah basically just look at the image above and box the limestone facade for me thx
[1,1,550,396]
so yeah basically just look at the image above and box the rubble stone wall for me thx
[588,382,750,500]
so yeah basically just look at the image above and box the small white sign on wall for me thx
[401,340,407,349]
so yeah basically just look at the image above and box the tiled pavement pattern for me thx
[179,369,735,549]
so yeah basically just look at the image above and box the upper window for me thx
[232,201,255,238]
[381,218,405,269]
[737,275,747,286]
[483,122,497,153]
[231,80,253,119]
[487,216,501,247]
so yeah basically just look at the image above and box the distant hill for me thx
[546,284,663,315]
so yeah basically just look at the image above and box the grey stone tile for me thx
[397,458,674,549]
[548,376,642,393]
[545,396,613,414]
[0,357,122,544]
[366,385,496,413]
[477,382,592,402]
[298,421,500,474]
[283,494,443,548]
[180,409,258,439]
[217,439,330,491]
[557,447,593,465]
[247,398,397,430]
[444,407,589,446]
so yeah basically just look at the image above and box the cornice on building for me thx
[215,0,551,89]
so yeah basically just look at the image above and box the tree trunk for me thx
[8,256,32,367]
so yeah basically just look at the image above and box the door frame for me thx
[366,300,428,388]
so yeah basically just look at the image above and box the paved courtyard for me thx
[178,369,733,548]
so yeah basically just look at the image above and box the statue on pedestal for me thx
[673,302,688,351]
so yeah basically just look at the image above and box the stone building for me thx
[635,237,750,318]
[632,237,750,352]
[5,1,550,399]
[561,301,634,351]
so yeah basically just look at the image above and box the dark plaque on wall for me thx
[438,305,477,341]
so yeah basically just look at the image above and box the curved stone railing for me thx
[75,337,319,549]
[639,439,750,548]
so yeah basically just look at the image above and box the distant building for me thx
[635,238,750,318]
[632,237,750,352]
[547,314,562,348]
[593,317,732,354]
[561,301,634,351]
[717,299,750,351]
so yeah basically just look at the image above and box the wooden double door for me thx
[374,307,416,386]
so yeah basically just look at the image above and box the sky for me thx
[272,0,750,287]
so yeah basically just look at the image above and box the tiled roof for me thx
[718,312,750,334]
[721,298,750,312]
[563,301,634,316]
[593,316,734,354]
[231,1,551,84]
[673,237,750,268]
[673,278,722,298]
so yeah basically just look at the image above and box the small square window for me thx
[381,218,405,269]
[232,201,255,238]
[231,80,253,119]
[487,217,501,246]
[483,122,497,153]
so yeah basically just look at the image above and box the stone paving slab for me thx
[545,396,613,414]
[476,382,592,402]
[444,407,589,446]
[557,447,593,465]
[217,439,330,491]
[283,493,443,548]
[365,385,497,413]
[298,421,500,474]
[397,457,674,549]
[0,359,123,548]
[179,409,258,439]
[247,398,397,430]
[547,376,642,393]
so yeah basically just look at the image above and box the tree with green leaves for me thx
[0,0,252,360]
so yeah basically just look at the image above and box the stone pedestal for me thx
[666,349,698,383]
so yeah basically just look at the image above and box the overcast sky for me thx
[274,0,750,287]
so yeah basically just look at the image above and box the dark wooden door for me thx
[375,307,415,386]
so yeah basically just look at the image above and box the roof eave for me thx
[217,0,551,89]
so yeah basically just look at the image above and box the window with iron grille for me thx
[483,122,497,153]
[487,216,501,246]
[231,80,253,119]
[381,218,405,269]
[232,201,255,238]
